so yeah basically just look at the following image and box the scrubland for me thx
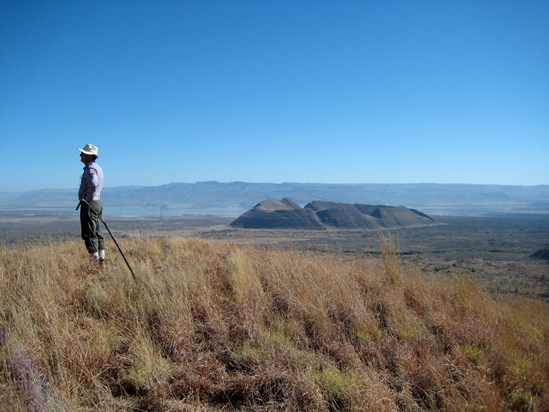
[1,236,548,411]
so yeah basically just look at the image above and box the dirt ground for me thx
[1,214,548,300]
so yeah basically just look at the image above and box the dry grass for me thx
[1,235,548,411]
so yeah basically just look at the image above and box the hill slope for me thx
[231,198,436,229]
[230,197,324,229]
[1,238,548,411]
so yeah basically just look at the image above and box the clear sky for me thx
[1,0,548,192]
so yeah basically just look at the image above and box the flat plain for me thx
[1,214,548,301]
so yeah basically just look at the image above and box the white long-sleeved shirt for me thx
[78,161,103,201]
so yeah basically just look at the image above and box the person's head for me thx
[79,144,99,163]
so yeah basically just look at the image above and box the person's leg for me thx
[81,201,102,260]
[92,200,105,261]
[80,203,95,255]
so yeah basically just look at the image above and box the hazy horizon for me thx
[2,1,548,191]
[2,180,549,194]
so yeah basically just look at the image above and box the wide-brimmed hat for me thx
[79,144,99,157]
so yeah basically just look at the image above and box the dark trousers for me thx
[80,199,104,253]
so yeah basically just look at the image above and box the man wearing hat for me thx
[78,144,105,261]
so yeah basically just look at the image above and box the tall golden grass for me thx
[1,236,548,411]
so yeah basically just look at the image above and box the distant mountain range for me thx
[1,182,549,217]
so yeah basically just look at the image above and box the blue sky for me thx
[1,0,548,192]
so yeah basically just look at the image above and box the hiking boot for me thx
[99,249,106,261]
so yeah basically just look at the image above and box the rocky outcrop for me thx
[231,198,436,229]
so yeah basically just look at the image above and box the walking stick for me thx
[77,200,137,283]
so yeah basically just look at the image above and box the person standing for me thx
[78,144,105,261]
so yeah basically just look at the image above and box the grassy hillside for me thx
[1,236,548,411]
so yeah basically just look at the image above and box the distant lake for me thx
[0,206,244,218]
